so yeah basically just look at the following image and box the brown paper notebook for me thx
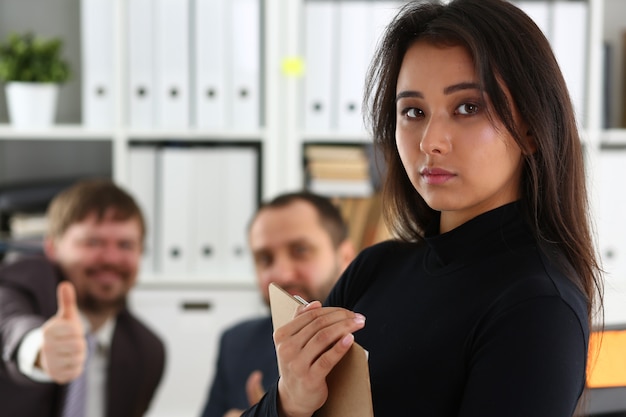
[268,283,374,417]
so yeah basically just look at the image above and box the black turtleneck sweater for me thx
[243,202,589,417]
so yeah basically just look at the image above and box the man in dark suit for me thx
[0,179,165,417]
[199,192,356,417]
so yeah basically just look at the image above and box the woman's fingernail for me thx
[341,333,354,347]
[354,313,366,324]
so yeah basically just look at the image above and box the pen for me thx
[293,295,309,305]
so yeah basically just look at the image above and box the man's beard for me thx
[79,263,131,313]
[79,291,127,314]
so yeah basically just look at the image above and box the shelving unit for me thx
[1,0,621,297]
[0,0,288,288]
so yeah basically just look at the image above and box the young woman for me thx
[242,0,602,416]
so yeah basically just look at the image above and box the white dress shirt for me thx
[17,314,116,417]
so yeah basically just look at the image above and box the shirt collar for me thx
[423,201,530,270]
[79,313,116,351]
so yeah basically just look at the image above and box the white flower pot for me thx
[5,82,59,129]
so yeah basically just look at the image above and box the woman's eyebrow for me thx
[396,82,481,103]
[396,90,423,102]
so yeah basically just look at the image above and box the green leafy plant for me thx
[0,32,70,83]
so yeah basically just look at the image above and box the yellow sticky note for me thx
[281,57,305,77]
[587,330,626,388]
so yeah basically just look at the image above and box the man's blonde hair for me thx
[46,178,145,240]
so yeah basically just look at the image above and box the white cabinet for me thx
[596,148,626,326]
[127,287,266,417]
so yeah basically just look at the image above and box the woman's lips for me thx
[420,167,456,185]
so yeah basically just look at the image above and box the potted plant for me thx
[0,32,70,128]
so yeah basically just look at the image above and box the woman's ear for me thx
[520,120,537,155]
[525,129,537,154]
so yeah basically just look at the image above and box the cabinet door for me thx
[128,288,266,417]
[597,149,626,326]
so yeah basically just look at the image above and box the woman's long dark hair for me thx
[363,0,601,319]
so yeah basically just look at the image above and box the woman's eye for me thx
[405,108,423,118]
[456,103,479,115]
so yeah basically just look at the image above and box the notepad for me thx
[268,283,374,417]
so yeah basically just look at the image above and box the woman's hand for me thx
[274,301,366,417]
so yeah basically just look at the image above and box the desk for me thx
[586,387,626,415]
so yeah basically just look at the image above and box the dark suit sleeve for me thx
[0,258,59,386]
[240,381,280,417]
[0,285,47,384]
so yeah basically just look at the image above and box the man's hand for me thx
[38,281,86,384]
[221,370,267,417]
[246,370,266,405]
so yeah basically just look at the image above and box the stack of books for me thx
[305,144,373,197]
[333,192,390,251]
[9,212,48,239]
[304,144,392,250]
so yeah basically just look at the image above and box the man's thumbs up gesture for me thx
[39,281,86,384]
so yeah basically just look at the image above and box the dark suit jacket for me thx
[200,316,279,417]
[0,257,166,417]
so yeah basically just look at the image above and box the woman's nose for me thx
[419,114,451,155]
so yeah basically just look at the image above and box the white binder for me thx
[194,0,228,129]
[192,148,228,278]
[80,0,115,128]
[551,1,587,126]
[223,147,257,281]
[336,1,372,133]
[514,1,550,38]
[303,1,337,133]
[158,147,195,274]
[371,1,402,52]
[127,0,156,128]
[154,0,190,129]
[128,146,158,276]
[230,0,261,130]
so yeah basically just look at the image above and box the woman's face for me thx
[395,40,526,233]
